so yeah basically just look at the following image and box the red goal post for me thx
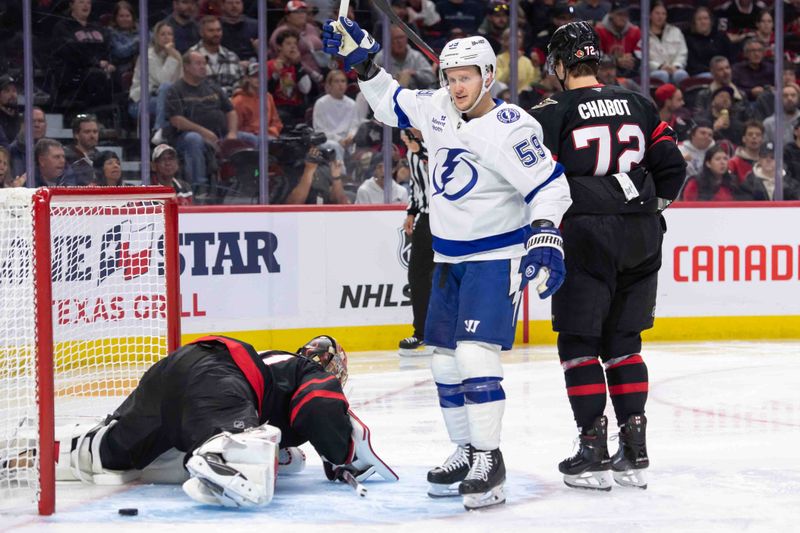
[0,186,180,515]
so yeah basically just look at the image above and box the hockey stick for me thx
[338,0,349,18]
[369,0,439,65]
[340,469,368,497]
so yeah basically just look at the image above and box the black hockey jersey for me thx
[189,337,353,465]
[529,84,686,215]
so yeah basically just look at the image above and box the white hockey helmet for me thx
[438,36,496,113]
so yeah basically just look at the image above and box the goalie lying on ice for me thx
[41,335,396,507]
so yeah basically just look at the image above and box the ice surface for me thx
[2,341,799,532]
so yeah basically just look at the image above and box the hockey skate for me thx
[559,416,612,491]
[398,336,434,357]
[427,444,471,498]
[459,448,506,510]
[611,414,649,489]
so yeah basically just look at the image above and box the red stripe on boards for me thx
[567,383,607,396]
[609,382,649,395]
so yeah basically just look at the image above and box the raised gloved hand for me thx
[521,224,565,299]
[322,16,381,72]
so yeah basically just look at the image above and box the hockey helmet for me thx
[546,21,601,75]
[297,335,348,385]
[438,36,496,113]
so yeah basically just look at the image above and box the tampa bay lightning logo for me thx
[497,108,520,123]
[431,148,478,201]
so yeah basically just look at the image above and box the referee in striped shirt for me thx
[399,128,435,356]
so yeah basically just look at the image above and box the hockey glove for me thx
[322,17,380,72]
[521,225,565,299]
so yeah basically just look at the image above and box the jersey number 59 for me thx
[571,124,645,175]
[514,134,547,167]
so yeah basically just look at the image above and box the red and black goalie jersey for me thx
[529,84,686,214]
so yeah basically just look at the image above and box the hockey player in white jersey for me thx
[323,19,571,510]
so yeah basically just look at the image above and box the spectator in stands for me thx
[0,75,20,148]
[284,146,350,205]
[698,86,745,145]
[694,56,745,113]
[654,83,691,142]
[595,0,641,79]
[269,1,324,77]
[51,0,116,108]
[753,9,775,59]
[715,0,766,44]
[728,121,764,183]
[679,120,715,179]
[0,146,25,188]
[436,0,486,37]
[407,0,442,35]
[151,143,194,204]
[496,28,540,94]
[374,27,437,90]
[268,29,319,128]
[532,1,575,52]
[220,0,258,64]
[232,63,283,138]
[188,16,242,96]
[478,1,510,54]
[685,6,733,78]
[129,21,183,137]
[752,63,798,121]
[743,142,799,200]
[763,84,800,146]
[33,138,76,187]
[647,1,688,85]
[596,54,641,92]
[355,152,409,204]
[732,38,773,101]
[163,0,200,54]
[93,150,122,186]
[10,107,47,178]
[108,1,140,74]
[682,145,747,201]
[312,69,360,164]
[164,50,255,185]
[65,114,100,185]
[573,0,611,23]
[785,118,800,184]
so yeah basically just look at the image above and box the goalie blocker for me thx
[33,334,396,507]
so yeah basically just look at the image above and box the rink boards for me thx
[174,203,800,351]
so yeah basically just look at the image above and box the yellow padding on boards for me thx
[180,316,800,352]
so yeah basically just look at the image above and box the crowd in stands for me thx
[0,0,799,203]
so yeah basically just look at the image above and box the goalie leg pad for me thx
[344,411,399,482]
[455,342,505,451]
[56,421,141,485]
[278,447,306,475]
[431,350,470,446]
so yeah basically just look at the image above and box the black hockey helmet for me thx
[297,335,348,385]
[546,21,601,75]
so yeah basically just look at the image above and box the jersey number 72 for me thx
[571,124,645,175]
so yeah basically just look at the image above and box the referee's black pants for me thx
[408,213,434,339]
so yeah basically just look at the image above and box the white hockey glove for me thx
[183,423,281,508]
[323,410,398,483]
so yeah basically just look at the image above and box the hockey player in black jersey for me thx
[529,21,686,491]
[34,335,396,507]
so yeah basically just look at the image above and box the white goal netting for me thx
[0,188,176,512]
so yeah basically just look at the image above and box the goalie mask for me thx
[297,335,348,386]
[438,36,496,114]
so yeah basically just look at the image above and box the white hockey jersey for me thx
[359,69,571,263]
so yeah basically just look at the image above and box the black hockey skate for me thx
[398,336,434,357]
[611,414,649,489]
[559,416,612,491]
[427,444,471,498]
[459,448,506,510]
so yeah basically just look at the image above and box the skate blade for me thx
[399,346,435,357]
[427,482,461,498]
[613,469,647,489]
[462,485,506,510]
[563,470,613,491]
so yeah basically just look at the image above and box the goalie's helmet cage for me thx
[438,36,497,114]
[296,335,348,386]
[546,21,601,75]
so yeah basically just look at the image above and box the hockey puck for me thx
[118,508,138,516]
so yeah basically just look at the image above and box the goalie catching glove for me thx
[182,423,281,508]
[522,222,565,299]
[321,17,380,72]
[323,410,398,483]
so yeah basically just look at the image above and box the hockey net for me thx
[0,187,180,515]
